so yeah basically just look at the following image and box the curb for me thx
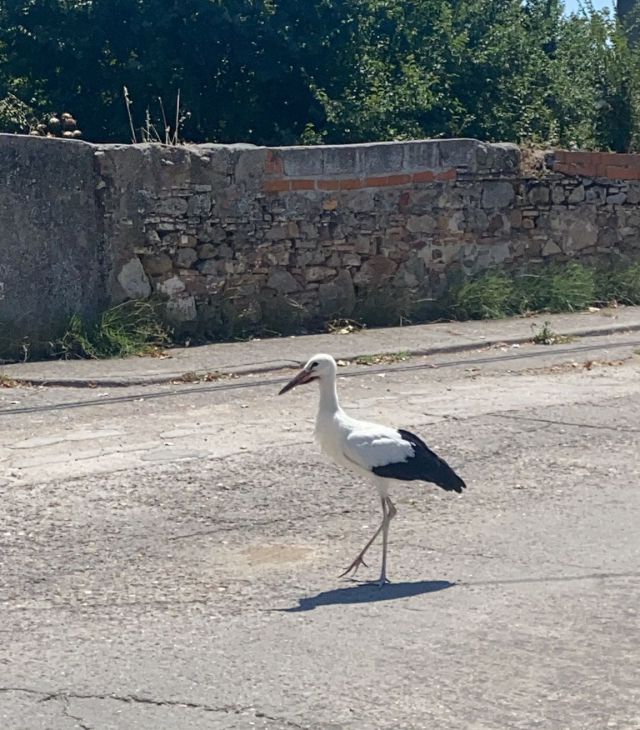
[6,320,640,389]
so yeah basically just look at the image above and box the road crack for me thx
[486,411,640,433]
[62,698,92,730]
[0,687,306,726]
[0,686,248,714]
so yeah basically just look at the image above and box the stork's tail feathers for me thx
[433,462,466,493]
[397,429,466,493]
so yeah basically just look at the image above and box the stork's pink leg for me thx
[339,498,387,579]
[378,497,397,586]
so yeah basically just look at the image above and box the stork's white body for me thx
[279,353,465,585]
[315,404,411,499]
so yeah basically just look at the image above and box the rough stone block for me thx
[528,185,550,205]
[267,268,300,293]
[402,141,440,171]
[359,143,404,175]
[282,148,325,177]
[154,197,189,216]
[175,248,198,268]
[479,143,520,173]
[567,218,598,251]
[187,194,212,217]
[542,240,562,256]
[142,253,173,276]
[318,270,356,316]
[157,275,186,297]
[551,185,566,205]
[482,182,515,209]
[323,147,358,176]
[439,139,480,172]
[197,243,217,259]
[117,257,151,299]
[352,256,397,285]
[178,234,197,248]
[198,260,219,275]
[567,185,585,204]
[407,214,436,233]
[165,295,197,323]
[343,253,362,267]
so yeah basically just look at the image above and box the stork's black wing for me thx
[372,429,466,493]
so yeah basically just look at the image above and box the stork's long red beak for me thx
[278,368,315,395]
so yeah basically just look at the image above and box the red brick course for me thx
[262,169,457,193]
[553,150,640,180]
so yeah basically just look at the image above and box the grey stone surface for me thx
[0,331,639,729]
[318,268,356,316]
[267,268,300,294]
[482,181,516,208]
[0,135,105,351]
[116,257,152,299]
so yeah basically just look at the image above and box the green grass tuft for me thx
[531,320,574,345]
[450,262,600,321]
[51,300,169,359]
[595,261,640,305]
[451,272,514,320]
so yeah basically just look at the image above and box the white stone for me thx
[117,257,151,299]
[166,295,197,322]
[157,275,186,297]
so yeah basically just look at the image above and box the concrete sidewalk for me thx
[2,305,640,387]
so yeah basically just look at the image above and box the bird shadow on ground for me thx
[276,579,455,613]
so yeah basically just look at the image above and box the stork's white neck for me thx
[317,374,340,415]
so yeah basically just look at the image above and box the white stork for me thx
[279,353,466,586]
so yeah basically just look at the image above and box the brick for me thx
[411,170,435,183]
[339,178,364,190]
[561,151,602,166]
[386,174,411,186]
[601,153,640,167]
[317,179,341,190]
[605,165,640,180]
[364,176,389,187]
[263,179,290,192]
[290,179,316,190]
[435,169,457,182]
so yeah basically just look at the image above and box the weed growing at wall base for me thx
[449,261,640,322]
[51,301,169,359]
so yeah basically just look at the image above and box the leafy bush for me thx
[1,0,639,149]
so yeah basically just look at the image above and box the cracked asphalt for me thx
[1,333,639,729]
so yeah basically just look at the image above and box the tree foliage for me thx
[0,0,639,150]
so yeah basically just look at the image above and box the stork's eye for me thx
[310,361,319,369]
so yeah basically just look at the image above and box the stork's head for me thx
[278,353,337,395]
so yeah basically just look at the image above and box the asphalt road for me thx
[1,335,639,729]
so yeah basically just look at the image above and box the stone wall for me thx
[2,134,640,350]
[0,135,107,349]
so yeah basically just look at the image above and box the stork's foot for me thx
[339,554,368,578]
[376,575,390,588]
